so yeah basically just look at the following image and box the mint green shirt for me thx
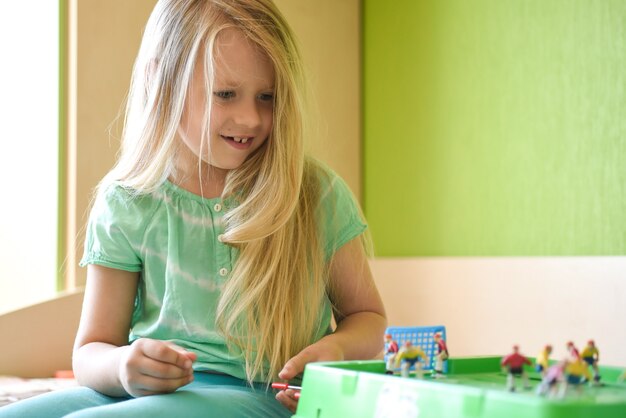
[80,165,366,381]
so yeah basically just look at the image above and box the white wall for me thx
[371,257,626,368]
[0,2,59,314]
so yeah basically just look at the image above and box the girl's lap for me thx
[0,373,290,418]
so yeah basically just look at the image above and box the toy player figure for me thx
[581,339,601,383]
[394,341,429,379]
[384,334,399,374]
[501,345,531,392]
[566,341,580,361]
[432,332,449,378]
[535,345,552,377]
[536,359,568,398]
[562,355,592,396]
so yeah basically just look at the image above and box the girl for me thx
[0,0,386,417]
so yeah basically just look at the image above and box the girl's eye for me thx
[214,91,235,99]
[258,92,274,102]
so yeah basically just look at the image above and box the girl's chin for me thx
[201,158,245,172]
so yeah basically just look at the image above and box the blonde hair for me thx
[107,0,335,383]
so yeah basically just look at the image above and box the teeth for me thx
[233,137,242,143]
[241,138,248,144]
[231,137,249,144]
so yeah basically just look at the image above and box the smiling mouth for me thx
[222,135,252,144]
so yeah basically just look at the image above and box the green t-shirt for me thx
[80,165,366,381]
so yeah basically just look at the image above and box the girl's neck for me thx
[170,161,228,199]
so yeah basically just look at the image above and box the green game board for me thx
[293,357,626,418]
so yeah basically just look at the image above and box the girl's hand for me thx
[118,338,197,397]
[275,337,344,412]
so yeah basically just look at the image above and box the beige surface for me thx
[65,0,158,289]
[65,0,361,288]
[371,257,626,368]
[275,0,361,196]
[0,290,84,378]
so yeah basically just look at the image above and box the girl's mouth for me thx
[221,135,254,148]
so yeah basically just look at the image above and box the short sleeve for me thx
[317,166,367,259]
[80,183,152,272]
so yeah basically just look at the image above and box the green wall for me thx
[364,0,626,256]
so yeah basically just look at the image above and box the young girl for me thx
[0,0,386,417]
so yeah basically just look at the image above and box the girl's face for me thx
[179,28,275,173]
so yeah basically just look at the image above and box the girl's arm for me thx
[322,235,387,359]
[73,264,196,397]
[276,236,387,410]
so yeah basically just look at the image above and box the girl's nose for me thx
[232,99,262,128]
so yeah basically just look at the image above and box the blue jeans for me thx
[0,373,291,418]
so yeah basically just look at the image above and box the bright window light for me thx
[0,2,59,313]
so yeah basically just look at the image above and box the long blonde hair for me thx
[107,0,332,384]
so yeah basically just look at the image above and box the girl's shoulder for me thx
[304,157,340,189]
[94,181,161,212]
[89,181,167,230]
[304,157,356,205]
[303,157,367,258]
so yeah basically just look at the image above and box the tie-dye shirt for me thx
[80,165,366,381]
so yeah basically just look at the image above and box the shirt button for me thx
[214,203,222,212]
[219,268,228,276]
[218,234,225,242]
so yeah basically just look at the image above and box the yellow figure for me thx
[560,358,592,397]
[535,345,552,377]
[394,342,429,379]
[580,340,600,382]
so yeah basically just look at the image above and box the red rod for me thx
[271,382,302,391]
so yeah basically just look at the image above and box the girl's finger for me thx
[141,341,194,369]
[275,390,299,413]
[278,350,316,380]
[164,341,198,361]
[137,357,195,379]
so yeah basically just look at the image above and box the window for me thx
[0,2,59,313]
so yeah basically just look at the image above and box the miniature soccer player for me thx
[501,345,531,392]
[384,333,399,374]
[432,332,449,378]
[580,339,601,383]
[394,341,429,379]
[561,356,592,396]
[535,345,552,377]
[536,360,567,398]
[566,341,580,361]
